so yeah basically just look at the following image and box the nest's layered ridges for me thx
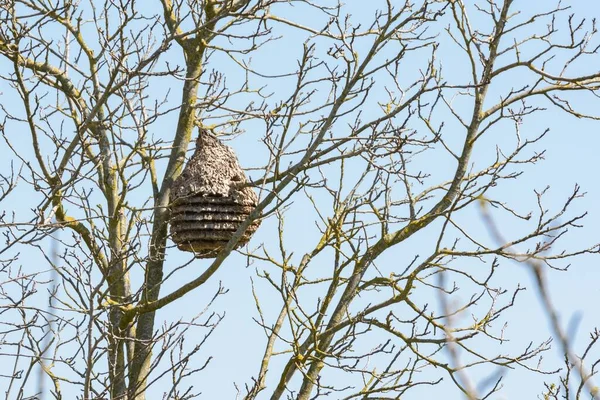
[170,203,255,215]
[169,130,260,258]
[171,212,249,223]
[175,241,230,258]
[172,227,257,243]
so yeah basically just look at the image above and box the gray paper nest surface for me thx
[170,131,260,258]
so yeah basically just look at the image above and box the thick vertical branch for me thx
[127,48,204,399]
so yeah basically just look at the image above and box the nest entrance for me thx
[169,130,260,258]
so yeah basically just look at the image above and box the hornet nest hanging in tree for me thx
[169,130,261,258]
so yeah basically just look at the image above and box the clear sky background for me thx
[1,1,599,399]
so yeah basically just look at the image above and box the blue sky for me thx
[1,1,599,399]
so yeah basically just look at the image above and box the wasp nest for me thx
[169,130,260,258]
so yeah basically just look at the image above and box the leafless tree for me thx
[1,0,599,399]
